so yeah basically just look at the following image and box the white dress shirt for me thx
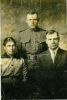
[49,48,58,63]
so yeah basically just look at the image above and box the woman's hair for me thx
[3,37,16,46]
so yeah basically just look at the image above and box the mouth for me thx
[52,43,55,45]
[51,44,57,47]
[9,50,13,52]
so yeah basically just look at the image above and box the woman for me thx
[1,37,27,99]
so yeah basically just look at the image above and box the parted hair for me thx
[3,37,16,46]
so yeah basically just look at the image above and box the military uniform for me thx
[19,27,47,60]
[1,53,27,99]
[19,27,47,99]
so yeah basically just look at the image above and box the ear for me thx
[26,18,28,23]
[58,37,60,42]
[3,46,6,51]
[45,38,48,44]
[37,18,39,22]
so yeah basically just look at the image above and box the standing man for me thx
[19,11,48,98]
[35,30,67,99]
[19,11,47,63]
[1,37,27,99]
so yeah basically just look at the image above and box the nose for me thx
[10,47,13,50]
[52,39,55,43]
[31,20,34,24]
[10,46,14,50]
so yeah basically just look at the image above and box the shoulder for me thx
[1,53,9,58]
[58,48,67,54]
[19,58,25,63]
[37,50,49,59]
[38,27,47,37]
[13,57,24,63]
[37,27,46,32]
[1,54,5,58]
[1,58,11,64]
[19,28,30,34]
[1,58,25,66]
[19,28,30,37]
[40,28,46,32]
[14,58,25,65]
[1,58,12,68]
[19,28,31,43]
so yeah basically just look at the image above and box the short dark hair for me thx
[46,30,59,37]
[3,37,16,46]
[27,10,38,16]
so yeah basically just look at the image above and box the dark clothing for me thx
[1,52,20,58]
[36,48,67,98]
[19,27,48,59]
[27,48,67,99]
[1,53,27,99]
[19,27,48,99]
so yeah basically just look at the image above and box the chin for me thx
[51,47,57,50]
[31,27,36,28]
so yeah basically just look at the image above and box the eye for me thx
[28,19,32,21]
[29,19,32,20]
[13,45,15,46]
[54,38,58,40]
[34,19,37,20]
[7,45,11,47]
[48,39,52,40]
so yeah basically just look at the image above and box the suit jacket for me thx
[24,48,67,99]
[38,48,67,69]
[34,48,67,99]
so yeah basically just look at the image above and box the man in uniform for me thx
[19,11,47,66]
[19,11,48,98]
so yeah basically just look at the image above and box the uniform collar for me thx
[30,26,41,32]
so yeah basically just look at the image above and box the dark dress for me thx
[1,53,27,99]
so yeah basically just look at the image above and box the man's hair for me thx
[46,30,59,37]
[3,37,16,46]
[27,11,38,16]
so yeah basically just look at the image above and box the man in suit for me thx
[32,30,67,99]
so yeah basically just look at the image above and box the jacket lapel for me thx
[54,48,62,66]
[46,48,62,66]
[45,50,53,65]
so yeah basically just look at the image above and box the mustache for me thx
[51,43,56,45]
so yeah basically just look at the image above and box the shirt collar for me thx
[49,48,59,56]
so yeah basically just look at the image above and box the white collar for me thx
[49,48,59,63]
[49,48,59,56]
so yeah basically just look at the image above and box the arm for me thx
[22,60,28,82]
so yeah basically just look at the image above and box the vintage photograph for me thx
[1,0,67,99]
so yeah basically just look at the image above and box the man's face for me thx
[26,13,38,29]
[4,41,17,57]
[46,32,60,50]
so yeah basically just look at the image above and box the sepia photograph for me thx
[1,0,67,99]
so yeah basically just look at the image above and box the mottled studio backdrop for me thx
[1,0,67,54]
